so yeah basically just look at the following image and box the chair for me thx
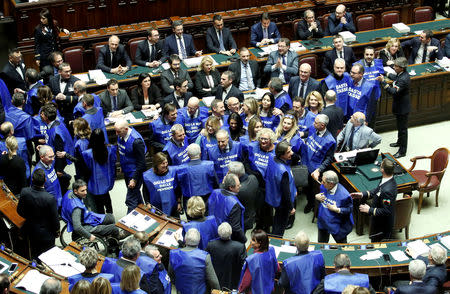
[393,196,414,239]
[408,147,449,214]
[128,37,146,63]
[59,223,112,256]
[414,6,433,23]
[292,18,302,39]
[62,46,84,73]
[381,10,400,28]
[93,41,109,65]
[356,14,375,32]
[319,13,330,34]
[298,54,318,78]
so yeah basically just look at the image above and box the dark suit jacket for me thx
[379,48,405,67]
[288,76,320,99]
[320,104,344,138]
[445,33,450,58]
[394,281,436,294]
[362,177,397,241]
[250,22,281,47]
[423,262,447,289]
[129,84,162,111]
[322,47,357,76]
[163,33,197,57]
[162,91,193,109]
[48,74,79,96]
[264,50,299,82]
[194,69,221,98]
[383,71,411,115]
[96,44,132,73]
[297,19,324,40]
[401,37,444,64]
[206,239,246,290]
[1,61,26,94]
[327,12,356,35]
[215,84,244,104]
[228,60,260,89]
[99,88,134,116]
[206,26,237,53]
[160,68,194,95]
[134,39,166,66]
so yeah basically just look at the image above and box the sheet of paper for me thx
[272,245,281,258]
[39,246,85,277]
[384,66,396,75]
[183,57,218,68]
[252,88,269,100]
[360,250,383,260]
[280,244,297,254]
[156,228,181,247]
[88,69,108,85]
[15,269,50,294]
[290,42,307,52]
[161,62,170,70]
[119,210,148,229]
[390,250,409,262]
[407,240,430,259]
[440,235,450,249]
[141,109,160,119]
[73,73,90,82]
[202,96,215,107]
[260,44,278,55]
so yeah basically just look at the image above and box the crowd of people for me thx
[0,3,449,294]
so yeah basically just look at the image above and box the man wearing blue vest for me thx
[348,63,377,120]
[179,97,209,144]
[163,124,189,166]
[315,171,353,243]
[169,228,220,294]
[292,97,316,138]
[143,245,171,294]
[61,179,119,241]
[265,140,296,237]
[269,77,292,114]
[72,81,102,118]
[321,59,352,118]
[23,68,43,115]
[208,173,247,243]
[279,231,325,294]
[149,103,182,153]
[5,92,34,141]
[313,253,375,294]
[300,114,336,214]
[207,129,241,182]
[114,119,147,213]
[81,94,107,141]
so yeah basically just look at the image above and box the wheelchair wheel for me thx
[74,235,109,256]
[59,223,71,248]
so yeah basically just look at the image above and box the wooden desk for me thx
[0,248,29,292]
[64,242,105,273]
[11,266,69,294]
[332,153,418,235]
[0,181,24,229]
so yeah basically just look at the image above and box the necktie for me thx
[244,64,254,90]
[178,37,187,59]
[367,62,372,67]
[339,51,343,59]
[218,30,225,52]
[111,51,117,67]
[151,44,156,61]
[347,125,355,151]
[422,44,428,63]
[112,96,118,111]
[282,55,289,82]
[263,28,268,39]
[299,81,306,98]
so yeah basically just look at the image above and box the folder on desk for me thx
[357,164,382,181]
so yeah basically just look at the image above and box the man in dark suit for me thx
[394,260,437,294]
[215,70,244,104]
[327,4,356,35]
[162,77,193,109]
[135,28,166,68]
[1,48,27,94]
[228,47,260,91]
[322,35,356,76]
[206,222,246,290]
[401,30,444,64]
[206,15,237,56]
[96,35,132,75]
[160,54,193,95]
[250,12,281,47]
[264,38,299,84]
[376,57,410,158]
[163,20,202,59]
[445,33,450,58]
[99,78,134,117]
[353,158,397,242]
[422,246,448,290]
[288,63,320,99]
[17,169,60,259]
[297,10,324,40]
[321,90,344,138]
[40,51,63,85]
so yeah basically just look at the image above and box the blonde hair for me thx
[73,117,92,139]
[90,277,112,294]
[243,97,260,117]
[275,113,299,142]
[186,196,205,218]
[197,55,216,72]
[385,37,400,52]
[201,116,221,141]
[305,91,324,113]
[120,265,141,292]
[5,136,18,159]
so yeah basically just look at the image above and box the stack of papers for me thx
[39,247,85,277]
[183,57,218,68]
[15,270,51,293]
[156,228,182,248]
[141,108,160,119]
[360,250,383,260]
[437,57,450,71]
[440,235,450,249]
[393,23,410,33]
[290,42,307,52]
[202,96,216,107]
[73,73,90,82]
[119,210,157,232]
[390,250,410,262]
[339,31,356,43]
[88,69,108,85]
[407,240,430,259]
[259,44,278,56]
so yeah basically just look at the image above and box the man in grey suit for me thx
[288,63,320,99]
[264,38,299,84]
[336,111,381,152]
[206,15,237,56]
[160,54,194,95]
[99,79,134,117]
[228,47,260,91]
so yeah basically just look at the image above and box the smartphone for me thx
[8,263,18,273]
[383,254,391,262]
[366,244,374,249]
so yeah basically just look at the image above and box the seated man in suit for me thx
[1,48,27,95]
[135,28,166,68]
[401,29,444,64]
[228,47,260,91]
[322,35,356,76]
[96,35,132,75]
[336,112,380,152]
[288,63,320,100]
[321,90,344,138]
[215,70,244,104]
[164,20,202,59]
[163,77,193,109]
[393,260,436,294]
[250,12,281,47]
[206,15,237,56]
[327,4,356,35]
[40,51,64,84]
[99,78,134,117]
[264,38,299,84]
[161,54,194,95]
[297,10,324,40]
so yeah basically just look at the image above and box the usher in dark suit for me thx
[162,91,193,109]
[321,104,344,138]
[296,19,324,40]
[99,88,134,116]
[1,61,26,94]
[96,44,132,73]
[134,39,167,66]
[48,74,80,122]
[206,26,237,53]
[322,47,357,76]
[288,76,320,99]
[361,177,397,242]
[228,60,260,90]
[194,69,221,98]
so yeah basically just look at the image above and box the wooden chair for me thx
[128,37,146,63]
[413,6,434,23]
[356,14,375,32]
[408,147,449,214]
[381,10,400,28]
[319,13,331,35]
[292,18,302,40]
[393,196,414,239]
[93,41,109,65]
[298,54,318,78]
[62,46,84,73]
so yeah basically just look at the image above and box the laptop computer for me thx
[349,149,380,165]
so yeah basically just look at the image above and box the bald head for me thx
[108,35,120,52]
[350,112,366,126]
[336,4,346,19]
[299,63,312,82]
[187,97,200,115]
[114,119,129,138]
[227,97,240,113]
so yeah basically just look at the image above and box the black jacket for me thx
[1,61,27,94]
[296,19,324,40]
[322,47,357,76]
[320,104,344,138]
[135,39,166,66]
[228,60,260,89]
[383,71,411,115]
[194,69,221,98]
[205,26,237,53]
[129,84,162,111]
[96,44,132,73]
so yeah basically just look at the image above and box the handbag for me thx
[291,164,308,188]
